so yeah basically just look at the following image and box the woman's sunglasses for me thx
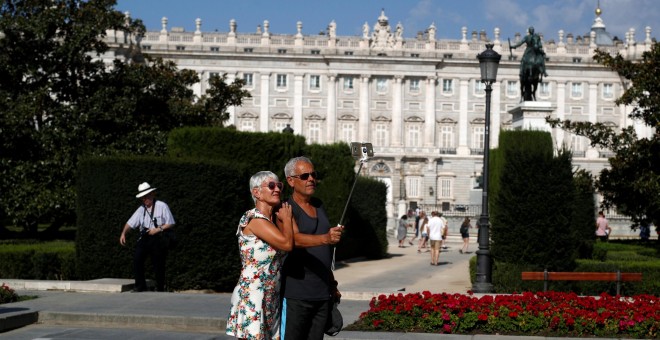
[262,181,284,191]
[289,171,318,181]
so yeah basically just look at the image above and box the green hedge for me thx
[486,242,660,295]
[74,129,389,291]
[76,156,251,291]
[0,241,75,280]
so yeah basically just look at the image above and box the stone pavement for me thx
[0,236,592,339]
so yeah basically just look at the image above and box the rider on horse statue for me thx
[510,26,548,101]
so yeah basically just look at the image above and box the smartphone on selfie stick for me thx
[331,142,374,270]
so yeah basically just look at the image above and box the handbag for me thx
[161,229,178,249]
[324,297,343,336]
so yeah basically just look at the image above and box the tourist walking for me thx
[459,217,472,254]
[427,211,445,266]
[397,215,409,248]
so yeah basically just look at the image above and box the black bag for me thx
[460,225,468,234]
[325,297,343,336]
[161,229,178,249]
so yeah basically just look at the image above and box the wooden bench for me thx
[521,270,642,295]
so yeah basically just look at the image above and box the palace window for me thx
[210,46,219,52]
[309,75,321,90]
[571,82,583,97]
[506,81,518,96]
[539,82,550,96]
[406,177,421,198]
[439,178,453,199]
[472,126,485,149]
[442,79,453,94]
[276,74,288,88]
[409,79,420,92]
[341,122,355,143]
[407,125,421,147]
[308,121,321,144]
[343,77,354,90]
[375,124,389,146]
[311,49,321,55]
[277,49,287,54]
[243,73,254,87]
[440,126,455,148]
[602,83,614,99]
[376,78,388,92]
[241,120,255,132]
[474,80,485,95]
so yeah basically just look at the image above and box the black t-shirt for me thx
[281,197,332,301]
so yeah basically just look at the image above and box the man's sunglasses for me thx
[289,171,318,180]
[262,181,284,191]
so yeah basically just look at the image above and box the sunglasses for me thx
[290,171,318,180]
[261,181,284,191]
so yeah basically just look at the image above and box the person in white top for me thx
[426,211,445,266]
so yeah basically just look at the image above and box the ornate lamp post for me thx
[472,43,501,293]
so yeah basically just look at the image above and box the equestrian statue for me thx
[509,26,548,102]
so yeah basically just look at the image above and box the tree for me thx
[0,0,250,236]
[547,44,660,228]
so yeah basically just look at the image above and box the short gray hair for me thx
[249,171,278,204]
[284,156,313,177]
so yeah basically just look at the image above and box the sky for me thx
[114,0,660,43]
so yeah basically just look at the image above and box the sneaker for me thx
[459,250,463,254]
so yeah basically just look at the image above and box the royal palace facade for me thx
[102,8,655,225]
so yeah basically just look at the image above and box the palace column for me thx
[392,75,403,146]
[326,74,337,143]
[490,81,501,148]
[359,74,370,142]
[424,76,437,147]
[555,81,566,149]
[259,73,270,131]
[226,72,237,127]
[456,78,470,155]
[294,74,304,133]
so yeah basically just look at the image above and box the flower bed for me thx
[347,291,660,338]
[0,283,19,304]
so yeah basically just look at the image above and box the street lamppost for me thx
[472,43,501,293]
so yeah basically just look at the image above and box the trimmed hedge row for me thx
[470,241,660,296]
[76,156,252,291]
[72,128,389,291]
[0,241,75,280]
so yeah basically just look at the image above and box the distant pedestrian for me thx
[459,217,472,254]
[640,221,651,241]
[439,212,448,250]
[595,211,611,242]
[119,182,175,292]
[427,211,445,266]
[397,215,409,248]
[417,211,429,253]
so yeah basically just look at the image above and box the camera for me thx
[350,142,374,161]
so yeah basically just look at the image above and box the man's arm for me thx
[289,218,343,248]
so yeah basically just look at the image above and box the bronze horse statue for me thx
[520,55,544,102]
[509,27,548,102]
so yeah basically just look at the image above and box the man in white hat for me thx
[120,182,175,292]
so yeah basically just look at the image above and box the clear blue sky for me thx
[115,0,659,42]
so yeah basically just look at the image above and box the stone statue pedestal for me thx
[509,101,556,132]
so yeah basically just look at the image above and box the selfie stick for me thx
[337,156,367,227]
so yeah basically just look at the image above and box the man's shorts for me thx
[430,240,442,250]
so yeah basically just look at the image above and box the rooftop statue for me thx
[509,26,548,101]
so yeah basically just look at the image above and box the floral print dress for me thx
[226,208,286,340]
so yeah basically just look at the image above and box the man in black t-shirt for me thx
[279,156,344,340]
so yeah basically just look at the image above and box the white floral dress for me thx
[226,208,286,340]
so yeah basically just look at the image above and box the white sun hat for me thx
[136,182,157,198]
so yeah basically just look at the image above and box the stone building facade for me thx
[102,8,655,228]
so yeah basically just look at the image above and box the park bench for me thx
[521,270,642,295]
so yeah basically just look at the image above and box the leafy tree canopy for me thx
[0,0,250,235]
[547,44,660,228]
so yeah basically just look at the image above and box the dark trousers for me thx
[134,235,167,291]
[282,298,330,340]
